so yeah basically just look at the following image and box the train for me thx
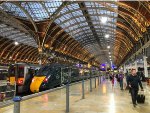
[0,63,100,94]
[8,63,40,93]
[30,63,99,93]
[0,63,40,94]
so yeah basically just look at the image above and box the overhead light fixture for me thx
[105,34,109,38]
[107,46,110,49]
[14,41,19,45]
[109,56,111,58]
[109,52,111,54]
[110,59,112,61]
[101,17,107,24]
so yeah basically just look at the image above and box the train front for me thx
[30,66,50,93]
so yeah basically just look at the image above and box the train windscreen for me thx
[36,66,50,76]
[36,66,60,76]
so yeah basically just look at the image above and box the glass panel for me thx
[0,23,37,47]
[1,1,62,21]
[22,2,48,21]
[45,1,62,15]
[1,3,27,18]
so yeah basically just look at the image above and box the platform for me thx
[0,78,150,113]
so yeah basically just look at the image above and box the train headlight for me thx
[43,78,48,83]
[32,78,35,82]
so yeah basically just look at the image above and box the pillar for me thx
[134,61,138,72]
[143,56,148,77]
[124,64,126,73]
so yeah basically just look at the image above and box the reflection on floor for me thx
[0,78,150,113]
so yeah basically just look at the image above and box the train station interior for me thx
[0,0,150,113]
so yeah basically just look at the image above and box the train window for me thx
[9,66,15,77]
[18,67,24,77]
[36,66,50,76]
[0,70,8,80]
[71,68,79,77]
[36,66,61,76]
[8,66,24,77]
[54,68,60,79]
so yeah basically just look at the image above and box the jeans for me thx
[120,80,123,90]
[131,89,138,105]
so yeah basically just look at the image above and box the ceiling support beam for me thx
[79,2,108,63]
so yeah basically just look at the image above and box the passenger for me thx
[109,74,113,81]
[119,71,124,90]
[128,69,143,107]
[140,71,145,82]
[125,71,129,89]
[111,74,114,87]
[114,74,117,87]
[123,74,127,89]
[116,73,120,82]
[126,70,131,93]
[137,71,142,80]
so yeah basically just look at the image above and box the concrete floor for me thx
[0,78,150,113]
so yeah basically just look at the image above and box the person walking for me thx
[128,69,143,107]
[125,71,130,90]
[119,71,124,90]
[111,74,115,87]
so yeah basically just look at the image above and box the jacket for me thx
[128,74,143,90]
[119,74,124,81]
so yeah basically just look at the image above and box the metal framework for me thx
[0,1,149,66]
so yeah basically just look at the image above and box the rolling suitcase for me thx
[137,91,145,103]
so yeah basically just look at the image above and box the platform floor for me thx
[0,78,150,113]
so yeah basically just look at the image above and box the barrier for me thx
[90,77,92,92]
[95,77,96,88]
[13,96,22,113]
[66,83,69,113]
[82,79,85,99]
[6,76,101,113]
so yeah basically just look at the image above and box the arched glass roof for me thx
[55,2,118,62]
[0,1,149,66]
[0,10,37,48]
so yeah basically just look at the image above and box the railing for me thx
[12,76,103,113]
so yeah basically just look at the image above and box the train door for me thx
[8,65,16,85]
[8,64,25,93]
[54,67,61,86]
[61,67,69,84]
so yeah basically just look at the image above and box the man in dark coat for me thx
[128,69,143,107]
